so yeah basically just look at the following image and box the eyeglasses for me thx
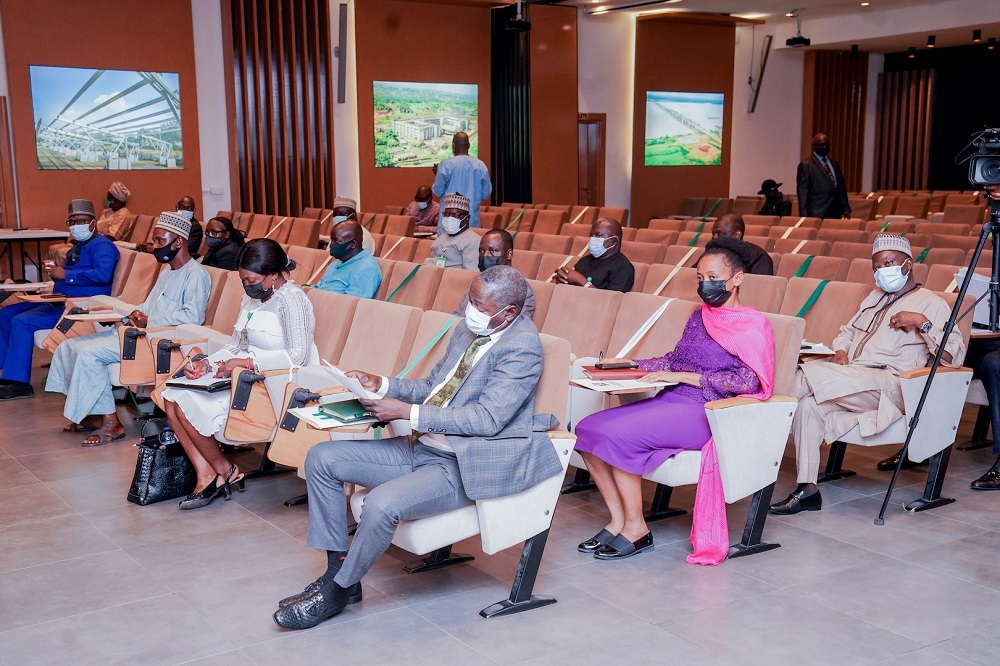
[206,230,228,238]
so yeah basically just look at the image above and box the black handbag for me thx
[126,419,197,505]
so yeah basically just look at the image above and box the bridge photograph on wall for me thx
[28,65,182,170]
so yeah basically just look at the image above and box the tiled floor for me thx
[3,353,1000,665]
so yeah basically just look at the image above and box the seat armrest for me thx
[704,395,797,410]
[900,366,967,380]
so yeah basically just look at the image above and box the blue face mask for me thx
[69,223,93,242]
[176,209,195,221]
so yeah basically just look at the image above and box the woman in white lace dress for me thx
[163,239,318,509]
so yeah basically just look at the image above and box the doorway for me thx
[578,113,605,207]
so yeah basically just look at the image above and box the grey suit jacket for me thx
[796,154,851,219]
[385,315,562,501]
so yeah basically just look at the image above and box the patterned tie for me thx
[412,335,491,439]
[820,157,836,185]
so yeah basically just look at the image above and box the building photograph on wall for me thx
[29,66,182,170]
[373,81,478,168]
[644,91,723,166]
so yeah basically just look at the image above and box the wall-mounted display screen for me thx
[644,91,723,167]
[29,66,182,170]
[373,81,478,168]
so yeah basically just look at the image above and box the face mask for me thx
[206,236,225,250]
[329,240,354,260]
[697,278,732,307]
[176,209,194,221]
[479,255,503,272]
[69,224,93,242]
[103,196,112,208]
[589,236,613,258]
[243,278,274,301]
[814,146,830,158]
[332,215,348,225]
[416,201,429,210]
[465,302,506,336]
[875,263,909,293]
[153,242,181,264]
[442,215,465,235]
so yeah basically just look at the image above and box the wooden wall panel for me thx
[0,0,201,227]
[873,68,934,191]
[229,0,336,215]
[630,16,735,227]
[802,51,868,193]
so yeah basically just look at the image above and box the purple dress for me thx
[575,310,761,475]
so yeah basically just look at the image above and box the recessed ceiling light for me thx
[927,35,936,48]
[908,46,916,58]
[989,37,996,50]
[860,1,869,6]
[974,29,982,43]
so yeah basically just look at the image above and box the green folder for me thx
[319,399,370,423]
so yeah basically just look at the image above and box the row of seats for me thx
[653,208,988,234]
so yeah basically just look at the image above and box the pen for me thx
[598,351,604,363]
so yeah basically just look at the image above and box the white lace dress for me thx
[162,281,318,436]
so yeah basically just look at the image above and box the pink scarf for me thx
[686,303,775,565]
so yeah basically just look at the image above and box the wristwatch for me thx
[919,320,933,334]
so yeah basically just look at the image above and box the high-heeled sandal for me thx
[178,475,229,510]
[224,463,246,493]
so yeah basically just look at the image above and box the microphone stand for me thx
[877,196,1000,524]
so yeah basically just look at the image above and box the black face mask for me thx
[153,242,181,264]
[814,145,830,158]
[479,255,503,272]
[243,279,273,301]
[697,279,732,307]
[329,240,355,260]
[206,236,225,250]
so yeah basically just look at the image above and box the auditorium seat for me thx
[633,228,679,245]
[767,226,818,240]
[397,309,462,378]
[644,266,698,302]
[539,284,622,357]
[246,214,274,239]
[700,197,732,218]
[865,219,915,235]
[778,278,871,347]
[831,241,874,261]
[511,249,543,280]
[512,230,533,250]
[941,204,987,226]
[264,216,293,243]
[673,197,705,219]
[382,262,443,310]
[731,196,763,216]
[307,289,360,363]
[910,247,965,265]
[816,229,867,244]
[479,212,503,230]
[743,215,779,227]
[647,219,686,232]
[384,214,416,237]
[484,206,513,229]
[661,244,704,268]
[129,215,155,245]
[567,205,599,227]
[529,234,574,255]
[744,224,769,237]
[414,238,435,261]
[945,193,982,207]
[772,239,831,256]
[777,216,822,229]
[923,264,987,292]
[893,196,930,219]
[875,194,898,216]
[740,274,788,313]
[931,235,978,252]
[301,207,325,220]
[505,207,538,232]
[569,236,590,255]
[339,299,422,375]
[681,219,714,233]
[532,210,568,235]
[914,222,972,236]
[381,236,419,261]
[208,271,246,333]
[676,231,710,247]
[621,227,637,241]
[383,205,404,216]
[526,279,555,324]
[742,236,776,252]
[285,245,326,285]
[285,217,321,248]
[599,206,629,227]
[847,198,876,221]
[621,240,665,264]
[429,268,477,315]
[775,255,849,282]
[359,212,387,234]
[818,218,865,231]
[117,252,163,305]
[535,252,576,283]
[559,224,592,238]
[927,192,947,214]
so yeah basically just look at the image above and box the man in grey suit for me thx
[796,133,852,219]
[273,265,563,630]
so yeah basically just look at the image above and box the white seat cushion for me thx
[350,489,481,556]
[643,450,702,488]
[34,329,51,349]
[968,379,987,406]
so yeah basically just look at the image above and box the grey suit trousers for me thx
[305,436,473,586]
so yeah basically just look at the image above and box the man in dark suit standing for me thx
[273,265,562,630]
[796,133,852,219]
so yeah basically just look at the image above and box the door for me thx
[578,113,606,207]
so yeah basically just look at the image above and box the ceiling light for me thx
[908,47,916,58]
[974,29,982,43]
[860,1,869,5]
[927,35,936,48]
[785,11,795,17]
[990,37,996,50]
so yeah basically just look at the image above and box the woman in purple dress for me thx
[575,237,769,560]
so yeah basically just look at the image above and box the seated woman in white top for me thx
[162,239,318,510]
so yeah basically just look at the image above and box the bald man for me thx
[404,185,440,233]
[710,214,774,275]
[556,218,634,293]
[796,133,851,219]
[432,131,492,231]
[314,220,382,298]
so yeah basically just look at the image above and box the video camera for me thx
[968,128,1000,187]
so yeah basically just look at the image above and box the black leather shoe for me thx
[971,459,1000,490]
[577,528,615,553]
[876,449,924,471]
[0,382,33,401]
[273,583,351,630]
[178,476,228,510]
[278,580,362,609]
[594,532,653,560]
[769,489,822,515]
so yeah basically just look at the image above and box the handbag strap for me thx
[140,418,165,441]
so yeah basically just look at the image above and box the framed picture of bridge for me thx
[28,65,182,171]
[644,91,723,167]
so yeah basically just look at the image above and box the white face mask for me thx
[588,236,613,258]
[465,302,505,336]
[69,223,94,242]
[332,215,349,225]
[874,263,909,293]
[442,215,465,235]
[416,201,429,210]
[176,209,194,221]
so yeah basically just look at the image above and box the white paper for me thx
[287,404,377,430]
[800,340,835,355]
[570,377,673,393]
[165,372,230,388]
[322,360,380,400]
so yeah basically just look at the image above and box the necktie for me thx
[820,157,836,185]
[412,335,491,439]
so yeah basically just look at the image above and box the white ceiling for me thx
[562,0,940,19]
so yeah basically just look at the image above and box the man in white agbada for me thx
[46,211,212,447]
[770,233,966,515]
